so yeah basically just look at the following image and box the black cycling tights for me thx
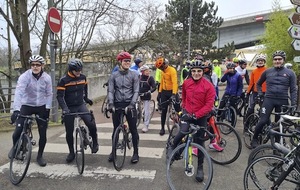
[13,105,48,156]
[112,106,139,154]
[160,90,180,130]
[253,98,288,140]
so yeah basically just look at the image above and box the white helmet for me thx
[29,55,45,64]
[284,63,293,69]
[256,55,266,67]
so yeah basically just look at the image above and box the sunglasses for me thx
[191,69,203,73]
[31,64,42,67]
[122,59,131,63]
[273,58,283,61]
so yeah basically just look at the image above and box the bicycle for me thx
[216,95,237,128]
[62,111,95,174]
[158,98,180,134]
[247,110,300,164]
[101,83,109,114]
[166,123,213,190]
[136,93,155,128]
[236,90,247,118]
[112,107,133,171]
[243,126,300,189]
[9,114,46,185]
[243,105,296,149]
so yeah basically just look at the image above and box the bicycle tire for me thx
[9,134,32,185]
[136,102,142,128]
[166,103,173,133]
[243,113,259,149]
[227,106,237,128]
[75,127,85,174]
[166,124,180,159]
[112,126,126,171]
[247,144,284,165]
[166,142,213,190]
[101,95,108,113]
[206,122,242,165]
[244,155,298,190]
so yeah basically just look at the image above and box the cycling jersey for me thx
[180,67,189,85]
[221,71,243,97]
[213,65,222,79]
[246,66,267,93]
[159,65,178,94]
[13,69,52,111]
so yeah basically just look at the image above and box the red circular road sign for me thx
[47,7,62,33]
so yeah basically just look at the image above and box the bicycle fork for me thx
[184,137,194,177]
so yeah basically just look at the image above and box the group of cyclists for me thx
[8,49,298,185]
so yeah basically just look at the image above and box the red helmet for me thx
[116,52,131,61]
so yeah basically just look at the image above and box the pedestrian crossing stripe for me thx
[32,143,164,159]
[96,123,162,130]
[0,162,156,180]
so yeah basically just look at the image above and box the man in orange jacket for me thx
[244,55,267,127]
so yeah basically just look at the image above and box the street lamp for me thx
[187,0,193,61]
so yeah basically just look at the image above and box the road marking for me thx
[32,143,164,158]
[59,132,168,141]
[96,123,162,130]
[0,162,156,180]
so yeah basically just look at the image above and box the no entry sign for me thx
[47,7,62,33]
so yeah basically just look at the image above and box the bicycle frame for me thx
[183,134,194,176]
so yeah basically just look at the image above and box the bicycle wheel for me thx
[244,155,299,189]
[206,122,242,165]
[149,100,155,120]
[112,126,126,171]
[226,106,237,128]
[166,124,180,158]
[9,134,32,185]
[136,102,142,128]
[247,144,284,165]
[243,113,259,149]
[166,142,213,190]
[75,127,85,174]
[101,95,108,113]
[166,103,173,133]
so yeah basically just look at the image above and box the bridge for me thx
[213,6,293,49]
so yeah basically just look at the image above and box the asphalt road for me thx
[0,86,253,190]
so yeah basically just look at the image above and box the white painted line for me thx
[0,162,156,180]
[59,132,168,141]
[33,143,164,158]
[96,123,162,130]
[49,17,60,24]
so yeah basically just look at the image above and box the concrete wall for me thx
[87,74,110,100]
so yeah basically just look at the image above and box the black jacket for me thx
[139,75,156,100]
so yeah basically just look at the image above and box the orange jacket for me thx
[159,66,178,94]
[247,66,267,93]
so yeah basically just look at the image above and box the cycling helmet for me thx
[232,57,239,63]
[238,59,247,65]
[226,62,236,69]
[116,52,131,61]
[256,55,266,62]
[201,61,213,70]
[134,58,142,65]
[284,63,293,69]
[68,58,83,71]
[272,50,286,60]
[185,60,191,67]
[29,55,45,64]
[213,59,219,63]
[190,60,203,69]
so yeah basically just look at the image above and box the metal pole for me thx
[187,0,193,61]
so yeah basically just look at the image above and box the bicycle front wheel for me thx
[243,113,259,149]
[244,155,299,190]
[101,95,108,113]
[247,144,284,165]
[9,134,32,185]
[136,102,142,128]
[166,142,213,190]
[75,127,85,174]
[112,126,126,171]
[206,122,242,165]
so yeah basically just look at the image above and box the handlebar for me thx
[271,105,297,116]
[18,114,47,123]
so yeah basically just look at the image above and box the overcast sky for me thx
[160,0,293,19]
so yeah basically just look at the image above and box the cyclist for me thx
[284,62,293,69]
[232,57,239,67]
[250,50,297,149]
[130,58,144,74]
[213,59,222,106]
[217,62,243,126]
[235,59,250,85]
[139,65,156,133]
[155,57,180,136]
[244,55,267,125]
[107,51,140,163]
[57,58,99,163]
[167,60,216,182]
[9,55,53,167]
[180,60,190,85]
[155,68,162,112]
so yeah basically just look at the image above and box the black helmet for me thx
[226,62,236,69]
[190,60,203,69]
[272,50,286,60]
[68,58,83,71]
